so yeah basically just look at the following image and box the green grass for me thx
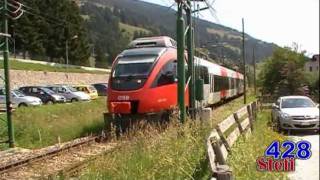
[227,110,288,180]
[0,98,106,150]
[80,94,257,180]
[0,59,108,74]
[119,22,150,38]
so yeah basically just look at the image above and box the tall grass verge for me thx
[227,110,288,179]
[81,95,256,180]
[0,98,106,149]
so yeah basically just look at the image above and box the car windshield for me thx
[112,55,157,78]
[12,90,25,97]
[66,86,78,92]
[41,88,55,95]
[281,98,315,108]
[89,86,96,92]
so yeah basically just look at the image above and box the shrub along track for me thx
[0,135,119,179]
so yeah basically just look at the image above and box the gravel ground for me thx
[288,132,319,180]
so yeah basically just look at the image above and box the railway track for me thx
[0,135,118,179]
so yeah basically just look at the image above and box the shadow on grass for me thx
[192,154,212,180]
[80,118,105,137]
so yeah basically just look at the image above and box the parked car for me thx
[46,85,91,102]
[0,88,42,109]
[19,86,66,104]
[272,96,319,132]
[92,83,108,96]
[72,85,98,100]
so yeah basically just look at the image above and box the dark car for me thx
[19,86,66,104]
[92,83,108,96]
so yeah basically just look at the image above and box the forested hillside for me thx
[82,0,276,67]
[8,0,276,68]
[9,0,91,66]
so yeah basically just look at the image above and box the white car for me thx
[272,96,319,132]
[46,85,91,102]
[0,89,42,109]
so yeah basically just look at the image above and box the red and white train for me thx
[107,36,244,115]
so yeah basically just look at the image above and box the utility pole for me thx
[253,45,256,96]
[175,0,208,122]
[242,18,246,104]
[176,2,186,123]
[186,0,195,119]
[65,39,69,67]
[65,35,78,68]
[2,0,14,148]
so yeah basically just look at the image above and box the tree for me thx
[258,47,307,96]
[10,0,90,65]
[82,3,130,67]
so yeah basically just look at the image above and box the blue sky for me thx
[141,0,319,55]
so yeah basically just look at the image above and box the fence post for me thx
[216,126,231,152]
[247,104,254,131]
[254,101,258,120]
[211,137,226,165]
[214,165,233,180]
[233,113,244,134]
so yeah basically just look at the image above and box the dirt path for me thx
[288,133,319,180]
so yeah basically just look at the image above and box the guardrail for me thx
[207,100,260,180]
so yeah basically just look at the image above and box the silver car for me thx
[0,89,42,109]
[46,85,91,102]
[272,96,319,131]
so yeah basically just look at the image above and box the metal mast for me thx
[242,18,247,104]
[1,0,14,148]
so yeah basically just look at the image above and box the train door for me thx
[200,66,210,106]
[233,78,237,97]
[213,75,221,103]
[207,74,214,105]
[150,59,178,111]
[227,77,232,98]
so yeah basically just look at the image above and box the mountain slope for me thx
[82,0,276,65]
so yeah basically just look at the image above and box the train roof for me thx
[120,47,167,57]
[128,36,177,49]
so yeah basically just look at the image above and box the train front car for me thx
[107,37,180,118]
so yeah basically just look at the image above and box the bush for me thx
[259,47,307,96]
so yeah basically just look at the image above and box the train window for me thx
[230,78,234,90]
[214,76,230,92]
[214,76,220,92]
[236,79,239,89]
[113,55,157,78]
[153,60,177,87]
[196,66,209,84]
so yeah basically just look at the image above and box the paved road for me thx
[288,132,319,180]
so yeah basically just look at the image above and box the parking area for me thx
[0,83,108,111]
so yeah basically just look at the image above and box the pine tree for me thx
[10,0,90,65]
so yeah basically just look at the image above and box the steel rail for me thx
[0,136,98,174]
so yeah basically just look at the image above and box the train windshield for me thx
[113,55,157,78]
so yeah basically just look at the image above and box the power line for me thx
[204,0,220,24]
[2,0,82,28]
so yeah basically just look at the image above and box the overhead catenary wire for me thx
[204,0,220,24]
[2,0,81,28]
[4,1,64,26]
